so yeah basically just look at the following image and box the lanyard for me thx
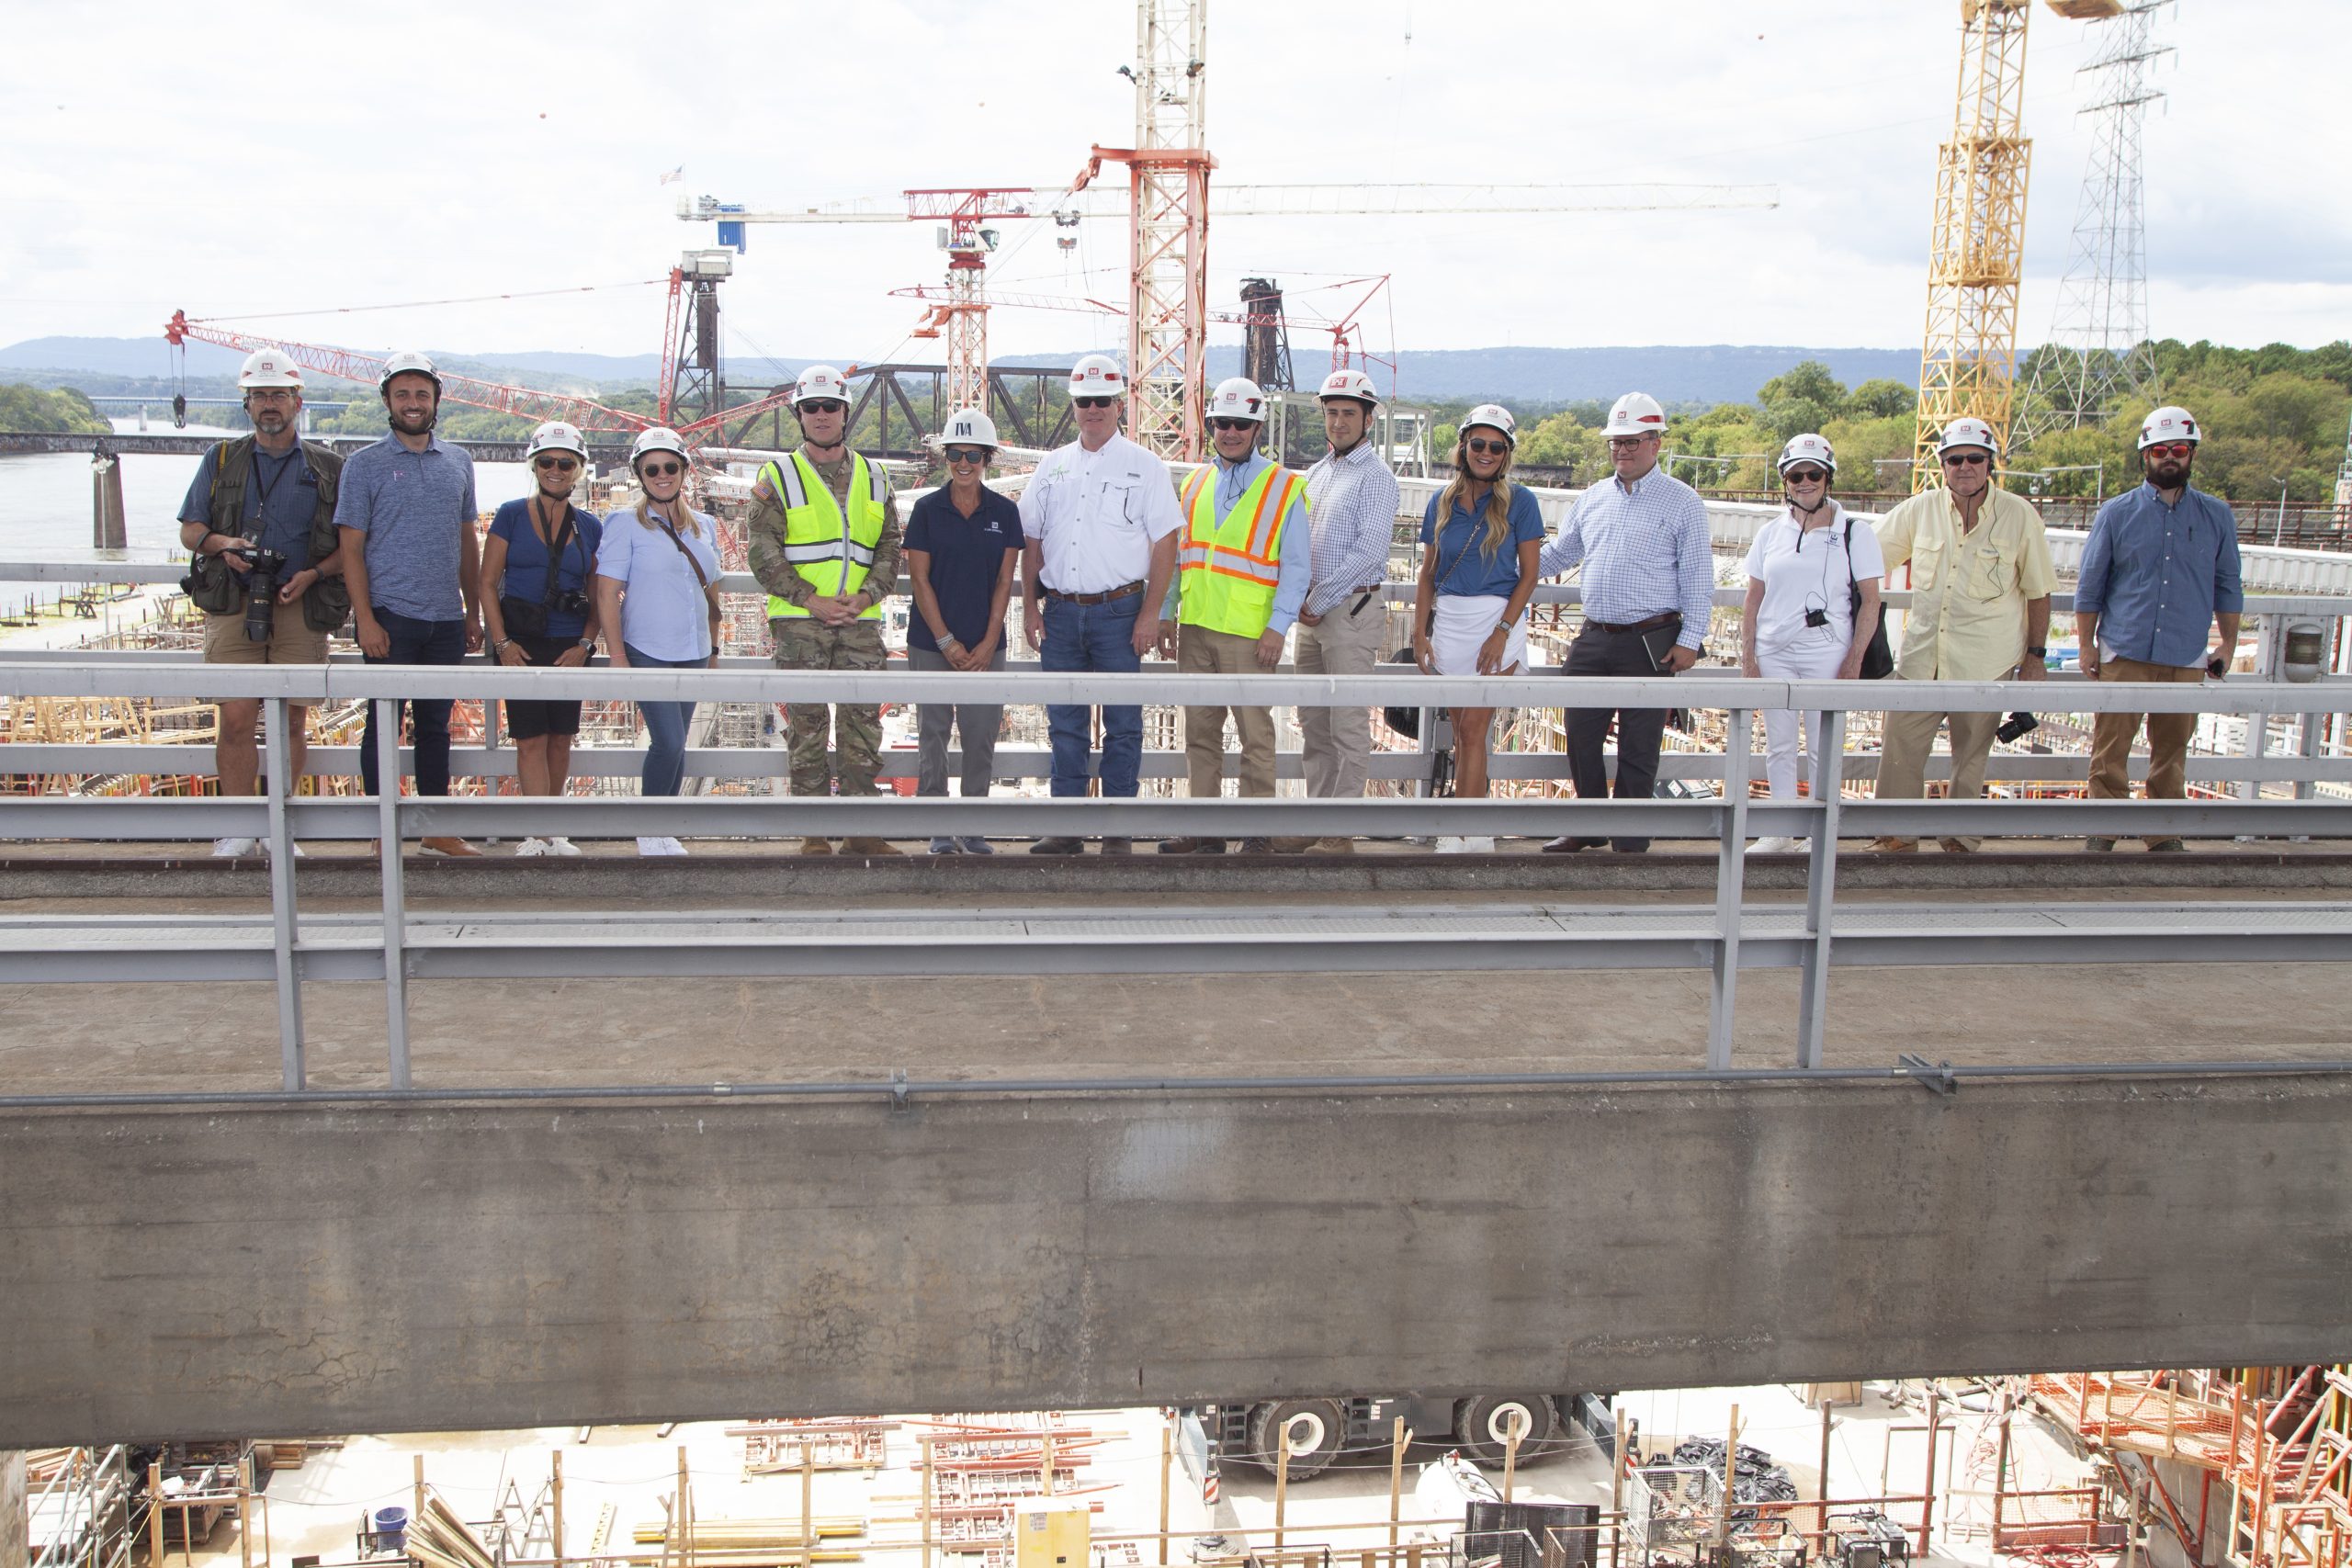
[247,446,299,523]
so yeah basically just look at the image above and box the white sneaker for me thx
[545,836,582,856]
[212,837,258,858]
[1463,835,1497,854]
[636,835,690,856]
[261,838,306,858]
[1746,835,1808,855]
[1434,835,1468,853]
[514,837,552,857]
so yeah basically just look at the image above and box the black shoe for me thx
[1611,840,1652,853]
[1029,836,1086,855]
[1542,836,1609,853]
[1158,837,1226,854]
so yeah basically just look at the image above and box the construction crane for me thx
[1912,0,2035,490]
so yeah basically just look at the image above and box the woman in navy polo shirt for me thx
[1409,404,1544,852]
[481,421,605,856]
[905,408,1025,854]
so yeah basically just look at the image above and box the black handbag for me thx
[1846,516,1894,680]
[498,509,577,641]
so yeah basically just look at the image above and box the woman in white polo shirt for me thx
[1738,434,1883,854]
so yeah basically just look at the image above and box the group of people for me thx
[182,344,2243,858]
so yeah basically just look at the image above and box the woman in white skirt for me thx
[1410,404,1545,852]
[1738,433,1883,854]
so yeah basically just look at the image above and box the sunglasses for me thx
[1940,451,1990,468]
[945,446,989,465]
[1465,437,1510,456]
[1073,396,1117,410]
[534,456,579,472]
[2145,441,2194,459]
[639,461,684,479]
[1209,417,1259,433]
[1609,434,1657,448]
[798,400,846,416]
[1783,468,1829,485]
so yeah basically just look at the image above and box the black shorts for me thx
[503,632,585,739]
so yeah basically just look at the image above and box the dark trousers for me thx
[1563,622,1675,852]
[358,607,465,797]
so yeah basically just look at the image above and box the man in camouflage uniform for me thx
[747,366,905,854]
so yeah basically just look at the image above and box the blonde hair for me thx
[1439,432,1518,559]
[633,497,705,538]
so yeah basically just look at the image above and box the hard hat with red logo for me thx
[1067,354,1126,398]
[792,365,853,409]
[1317,367,1380,408]
[1208,377,1269,424]
[1461,404,1517,446]
[526,421,588,462]
[2138,405,2200,450]
[628,426,690,468]
[378,350,440,394]
[1603,391,1668,440]
[238,347,303,390]
[1936,416,2000,457]
[1777,433,1837,475]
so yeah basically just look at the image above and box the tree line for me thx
[0,383,110,435]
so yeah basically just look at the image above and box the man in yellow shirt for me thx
[1871,418,2053,852]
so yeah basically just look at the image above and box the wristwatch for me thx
[2026,645,2048,658]
[577,636,596,652]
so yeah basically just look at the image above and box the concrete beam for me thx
[5,1076,2348,1448]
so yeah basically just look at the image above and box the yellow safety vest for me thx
[1176,462,1305,638]
[760,449,888,620]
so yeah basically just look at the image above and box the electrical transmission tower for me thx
[2018,0,2173,445]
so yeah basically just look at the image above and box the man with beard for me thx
[176,346,348,857]
[2073,405,2243,852]
[335,350,485,856]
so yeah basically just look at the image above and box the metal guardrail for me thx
[6,665,2352,1103]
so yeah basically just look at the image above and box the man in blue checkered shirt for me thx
[1533,391,1715,852]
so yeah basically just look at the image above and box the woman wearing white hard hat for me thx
[592,427,721,856]
[481,422,605,854]
[1409,405,1544,852]
[907,408,1024,853]
[1737,434,1884,854]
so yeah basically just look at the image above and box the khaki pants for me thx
[1877,706,2000,849]
[2089,657,2205,803]
[1180,623,1276,798]
[1295,595,1385,797]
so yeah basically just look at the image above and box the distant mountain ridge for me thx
[1,336,1918,408]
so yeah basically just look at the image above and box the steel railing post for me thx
[373,697,412,1089]
[262,695,305,1090]
[1795,708,1848,1068]
[1708,707,1752,1071]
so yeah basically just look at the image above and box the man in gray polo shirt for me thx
[335,350,484,856]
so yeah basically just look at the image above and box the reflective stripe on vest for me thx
[763,450,888,619]
[1176,462,1303,638]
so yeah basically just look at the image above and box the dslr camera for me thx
[230,546,289,643]
[1994,710,2039,744]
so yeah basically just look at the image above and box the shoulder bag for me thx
[1846,515,1894,680]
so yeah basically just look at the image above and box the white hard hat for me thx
[526,421,588,461]
[1068,354,1127,397]
[1318,367,1380,407]
[2138,405,2200,450]
[1603,391,1668,440]
[941,407,999,449]
[1461,403,1517,446]
[1937,416,2000,457]
[1777,433,1837,475]
[792,365,852,409]
[238,347,303,390]
[379,350,439,393]
[1208,377,1270,424]
[629,426,690,468]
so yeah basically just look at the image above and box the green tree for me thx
[1843,378,1914,421]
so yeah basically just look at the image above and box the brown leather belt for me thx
[1045,581,1144,605]
[1589,612,1679,635]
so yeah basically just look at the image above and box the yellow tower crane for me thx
[1912,0,2035,491]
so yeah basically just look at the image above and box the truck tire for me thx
[1246,1399,1347,1480]
[1455,1394,1559,1467]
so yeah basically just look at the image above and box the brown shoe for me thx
[840,837,902,855]
[1868,837,1919,853]
[1308,837,1357,854]
[1266,836,1318,853]
[1938,838,1978,853]
[797,837,835,855]
[2146,838,2188,853]
[421,836,482,857]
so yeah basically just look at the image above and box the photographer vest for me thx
[187,436,351,629]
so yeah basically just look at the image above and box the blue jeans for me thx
[625,643,704,797]
[1041,593,1143,797]
[359,607,464,797]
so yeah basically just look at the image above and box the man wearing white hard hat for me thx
[1534,391,1714,852]
[1291,366,1403,847]
[176,346,350,858]
[2073,405,2242,852]
[335,349,485,856]
[1016,355,1184,855]
[1871,416,2054,853]
[1154,375,1314,854]
[746,365,906,856]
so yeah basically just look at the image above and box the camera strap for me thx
[533,502,576,611]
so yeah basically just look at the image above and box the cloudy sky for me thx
[4,0,2345,378]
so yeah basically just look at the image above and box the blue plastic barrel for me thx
[373,1508,408,1551]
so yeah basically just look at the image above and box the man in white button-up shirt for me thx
[1017,355,1183,854]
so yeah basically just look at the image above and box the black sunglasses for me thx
[1783,468,1829,484]
[534,456,579,472]
[798,400,847,416]
[639,460,684,478]
[1941,451,1990,467]
[945,446,989,465]
[1073,396,1116,410]
[1209,417,1259,433]
[1465,437,1510,456]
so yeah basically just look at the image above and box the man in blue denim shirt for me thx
[2073,405,2243,851]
